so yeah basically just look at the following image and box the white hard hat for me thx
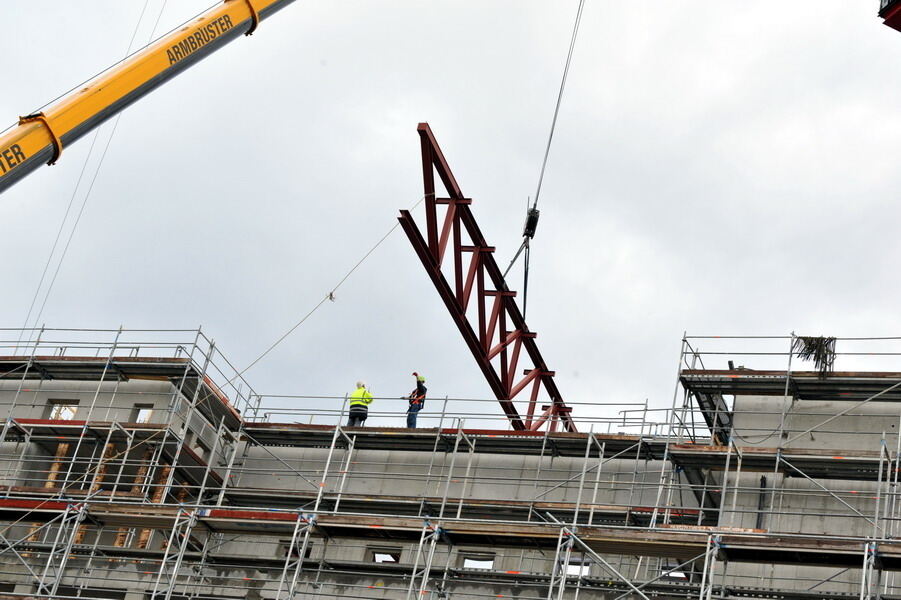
[356,380,366,388]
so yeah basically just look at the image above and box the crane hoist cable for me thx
[502,201,540,318]
[534,0,586,210]
[505,0,586,319]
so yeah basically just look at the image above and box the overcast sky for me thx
[4,1,901,429]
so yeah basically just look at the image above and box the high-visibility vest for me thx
[349,387,373,408]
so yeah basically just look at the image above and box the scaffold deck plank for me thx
[0,545,870,600]
[242,423,893,483]
[681,369,901,402]
[243,422,665,458]
[223,486,713,526]
[0,499,895,569]
[670,444,889,481]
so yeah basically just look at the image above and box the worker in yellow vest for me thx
[347,381,373,427]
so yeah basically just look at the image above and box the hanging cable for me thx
[17,0,155,350]
[21,0,168,338]
[15,128,102,351]
[228,195,427,383]
[504,0,586,319]
[502,199,540,318]
[533,0,586,209]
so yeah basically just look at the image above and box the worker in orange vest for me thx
[406,372,427,428]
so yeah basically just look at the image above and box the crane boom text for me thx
[0,144,26,175]
[166,15,235,66]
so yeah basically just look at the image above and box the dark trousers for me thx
[406,410,419,428]
[347,406,368,427]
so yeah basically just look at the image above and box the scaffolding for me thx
[2,329,901,598]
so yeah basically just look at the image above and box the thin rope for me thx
[24,0,168,336]
[15,129,101,351]
[126,0,156,55]
[27,0,212,117]
[522,240,531,318]
[29,119,121,331]
[17,0,155,350]
[229,196,427,383]
[0,122,17,137]
[533,0,586,208]
[502,238,528,279]
[149,0,171,37]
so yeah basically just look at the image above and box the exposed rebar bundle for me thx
[792,336,837,378]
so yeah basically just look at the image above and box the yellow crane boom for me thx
[0,0,296,194]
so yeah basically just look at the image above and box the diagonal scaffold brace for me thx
[276,513,316,599]
[150,507,199,600]
[406,519,446,599]
[35,503,88,597]
[398,123,576,432]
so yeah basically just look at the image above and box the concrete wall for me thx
[235,445,670,514]
[732,395,901,451]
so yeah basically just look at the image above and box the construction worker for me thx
[347,381,373,427]
[406,372,427,428]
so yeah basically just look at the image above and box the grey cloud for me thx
[3,1,901,427]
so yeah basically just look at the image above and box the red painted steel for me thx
[398,123,576,432]
[882,2,901,31]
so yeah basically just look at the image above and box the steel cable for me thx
[533,0,586,208]
[21,0,169,338]
[229,195,427,383]
[505,0,587,317]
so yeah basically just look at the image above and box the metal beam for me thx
[399,123,575,432]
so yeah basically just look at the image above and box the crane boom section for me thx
[0,0,295,194]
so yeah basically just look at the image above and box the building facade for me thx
[0,330,898,599]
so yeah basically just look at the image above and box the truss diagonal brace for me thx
[398,122,576,432]
[399,210,523,428]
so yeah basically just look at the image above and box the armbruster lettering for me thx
[0,144,26,175]
[166,15,234,66]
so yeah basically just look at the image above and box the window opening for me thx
[662,562,688,580]
[133,404,154,423]
[368,548,402,563]
[564,556,591,577]
[281,540,313,559]
[48,400,79,420]
[461,554,494,569]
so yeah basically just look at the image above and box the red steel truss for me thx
[398,123,576,432]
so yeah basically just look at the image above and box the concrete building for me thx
[0,329,899,599]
